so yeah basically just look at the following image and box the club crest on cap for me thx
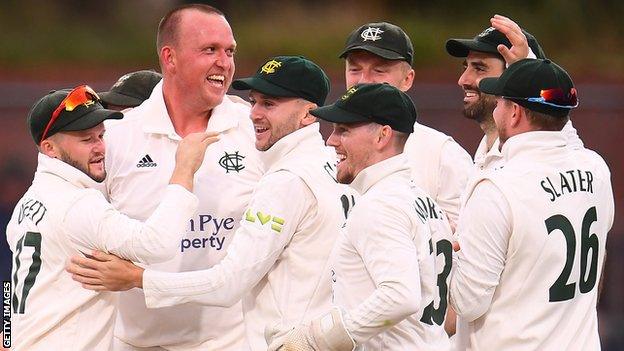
[261,59,282,74]
[341,86,358,100]
[478,27,496,38]
[360,27,384,41]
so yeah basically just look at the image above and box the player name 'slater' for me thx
[540,169,594,202]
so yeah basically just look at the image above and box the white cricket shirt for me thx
[472,120,584,174]
[450,131,614,351]
[7,153,198,350]
[331,154,440,350]
[405,122,473,230]
[141,123,347,350]
[104,82,264,350]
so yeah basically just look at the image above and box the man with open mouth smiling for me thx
[67,56,351,351]
[446,15,584,173]
[261,83,452,350]
[97,4,265,351]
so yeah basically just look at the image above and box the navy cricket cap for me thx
[340,22,414,65]
[446,26,546,59]
[479,59,578,117]
[232,56,330,106]
[311,83,417,133]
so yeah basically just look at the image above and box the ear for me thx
[375,125,393,150]
[401,68,415,91]
[160,46,175,73]
[509,102,523,128]
[40,138,59,158]
[300,103,318,127]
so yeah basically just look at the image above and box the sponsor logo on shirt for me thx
[136,154,157,168]
[218,151,245,173]
[244,209,285,233]
[181,214,235,252]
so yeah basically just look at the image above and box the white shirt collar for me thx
[260,123,324,171]
[35,153,101,189]
[350,153,410,195]
[500,131,567,162]
[140,81,241,139]
[474,135,502,169]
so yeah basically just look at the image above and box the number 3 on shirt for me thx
[420,239,453,326]
[12,231,42,314]
[545,206,599,302]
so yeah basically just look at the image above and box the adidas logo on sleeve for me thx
[136,154,157,168]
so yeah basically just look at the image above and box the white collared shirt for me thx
[450,131,613,351]
[103,81,264,349]
[471,120,584,175]
[7,153,197,351]
[141,123,347,350]
[332,154,443,350]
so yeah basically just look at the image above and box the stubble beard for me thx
[58,148,106,183]
[462,92,497,124]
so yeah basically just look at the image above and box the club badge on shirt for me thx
[219,151,245,173]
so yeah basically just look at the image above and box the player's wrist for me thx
[134,266,145,289]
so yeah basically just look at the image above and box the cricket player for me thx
[341,21,464,340]
[446,14,584,173]
[7,86,216,350]
[68,56,348,350]
[449,59,614,350]
[340,21,473,230]
[100,4,264,350]
[268,83,452,350]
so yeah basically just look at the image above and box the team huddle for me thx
[6,3,614,351]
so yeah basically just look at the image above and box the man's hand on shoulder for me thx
[66,250,144,291]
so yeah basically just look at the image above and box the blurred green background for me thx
[2,0,623,80]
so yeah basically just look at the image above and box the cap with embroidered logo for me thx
[310,83,417,133]
[340,22,414,65]
[232,56,329,106]
[446,26,546,59]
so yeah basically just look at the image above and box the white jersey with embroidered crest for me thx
[6,154,197,351]
[331,154,438,350]
[138,124,348,350]
[450,132,614,351]
[104,82,264,350]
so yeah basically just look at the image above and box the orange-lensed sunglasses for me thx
[40,85,101,143]
[504,87,579,109]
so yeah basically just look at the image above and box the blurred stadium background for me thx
[1,0,622,348]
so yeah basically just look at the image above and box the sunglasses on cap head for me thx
[504,87,579,109]
[40,85,101,143]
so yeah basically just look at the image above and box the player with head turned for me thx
[7,85,216,350]
[266,83,453,350]
[446,14,584,173]
[449,58,614,350]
